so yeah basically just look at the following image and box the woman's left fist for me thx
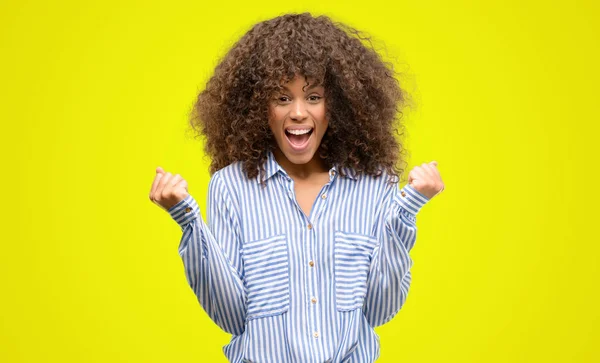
[408,161,445,199]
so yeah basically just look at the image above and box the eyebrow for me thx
[281,83,323,92]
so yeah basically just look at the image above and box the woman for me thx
[149,12,444,363]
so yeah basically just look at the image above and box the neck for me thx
[272,148,329,180]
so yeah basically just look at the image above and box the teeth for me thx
[287,128,312,135]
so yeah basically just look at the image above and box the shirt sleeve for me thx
[362,182,430,327]
[168,171,246,335]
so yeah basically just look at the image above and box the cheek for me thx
[320,122,329,137]
[268,106,284,124]
[316,107,328,130]
[268,119,283,140]
[316,104,327,120]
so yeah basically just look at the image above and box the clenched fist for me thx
[149,167,190,212]
[408,161,445,200]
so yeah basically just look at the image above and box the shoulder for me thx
[208,161,254,200]
[354,167,399,187]
[352,167,400,201]
[211,161,251,185]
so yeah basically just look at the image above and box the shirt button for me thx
[308,260,314,267]
[307,224,313,230]
[321,194,327,199]
[313,331,319,338]
[401,191,406,197]
[185,207,192,213]
[311,297,317,304]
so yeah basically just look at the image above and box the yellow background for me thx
[1,0,598,362]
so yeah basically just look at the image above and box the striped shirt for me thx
[168,150,429,363]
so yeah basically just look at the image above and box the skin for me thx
[409,161,445,199]
[268,74,331,217]
[268,74,329,177]
[149,74,445,214]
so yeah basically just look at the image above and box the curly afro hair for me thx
[190,12,413,184]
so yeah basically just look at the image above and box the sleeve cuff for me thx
[168,195,200,229]
[394,184,430,216]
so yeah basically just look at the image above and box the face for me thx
[268,74,328,166]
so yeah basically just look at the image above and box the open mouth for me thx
[285,127,314,150]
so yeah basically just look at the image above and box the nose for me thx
[290,99,307,121]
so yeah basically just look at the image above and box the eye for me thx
[275,95,291,103]
[307,95,322,102]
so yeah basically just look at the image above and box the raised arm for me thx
[362,183,429,327]
[166,171,246,335]
[362,161,443,327]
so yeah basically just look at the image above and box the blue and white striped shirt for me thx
[168,150,430,363]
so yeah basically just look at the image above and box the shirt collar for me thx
[336,165,359,181]
[258,150,358,184]
[260,150,284,183]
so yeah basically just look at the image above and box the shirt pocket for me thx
[334,230,379,312]
[241,234,290,320]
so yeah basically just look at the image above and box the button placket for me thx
[305,214,320,345]
[311,184,331,224]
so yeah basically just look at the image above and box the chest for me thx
[294,180,328,218]
[236,175,388,322]
[235,175,386,244]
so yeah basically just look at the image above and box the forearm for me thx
[170,196,247,335]
[363,184,428,327]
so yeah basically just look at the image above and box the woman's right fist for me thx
[149,166,190,212]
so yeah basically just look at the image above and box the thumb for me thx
[430,161,438,167]
[156,166,165,174]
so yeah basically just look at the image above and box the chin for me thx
[282,150,316,165]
